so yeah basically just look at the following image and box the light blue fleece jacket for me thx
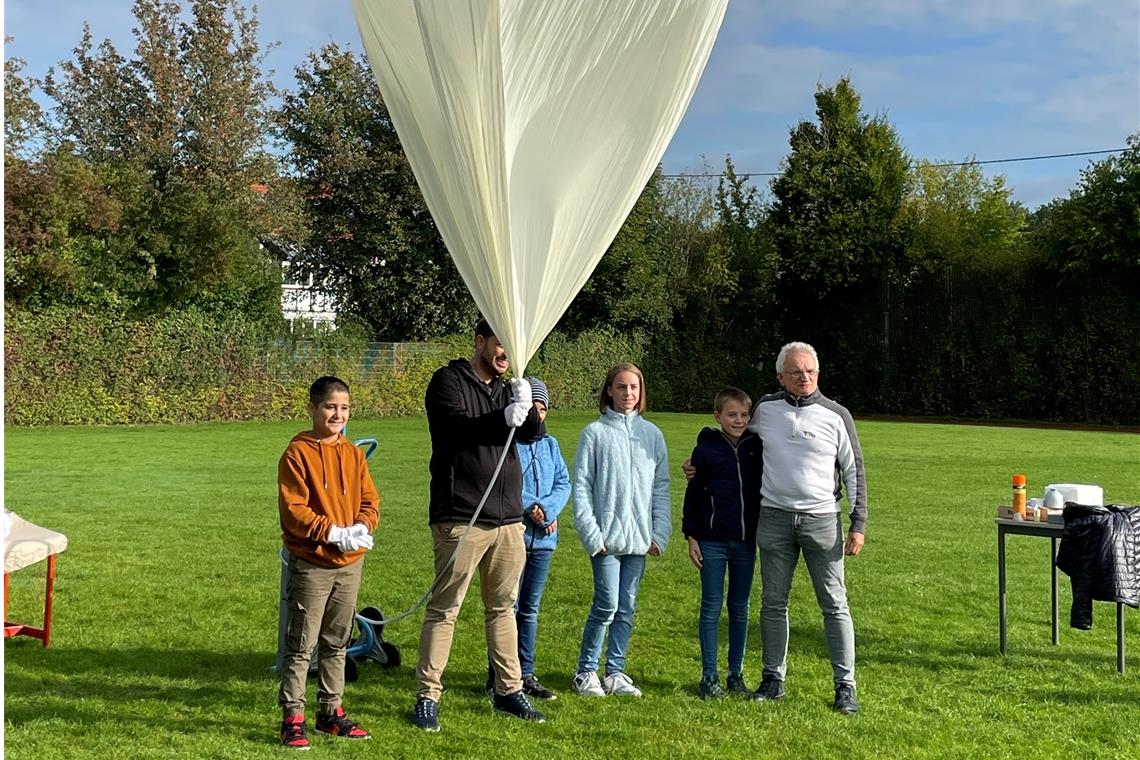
[572,409,672,557]
[518,434,571,552]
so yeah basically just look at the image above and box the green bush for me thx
[4,309,651,425]
[526,328,648,411]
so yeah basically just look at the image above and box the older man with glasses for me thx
[748,341,866,714]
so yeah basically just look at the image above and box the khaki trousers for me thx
[416,521,526,701]
[278,554,363,716]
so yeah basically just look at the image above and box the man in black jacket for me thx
[412,319,545,731]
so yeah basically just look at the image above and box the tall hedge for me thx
[3,309,648,425]
[6,275,1137,427]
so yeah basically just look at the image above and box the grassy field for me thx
[4,413,1139,759]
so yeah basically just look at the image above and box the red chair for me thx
[4,512,68,647]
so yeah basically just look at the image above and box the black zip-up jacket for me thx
[1055,503,1140,630]
[682,427,762,543]
[425,358,537,527]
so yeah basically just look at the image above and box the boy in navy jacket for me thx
[682,387,761,698]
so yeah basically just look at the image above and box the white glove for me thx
[350,523,374,551]
[504,401,529,428]
[327,525,353,552]
[509,377,532,406]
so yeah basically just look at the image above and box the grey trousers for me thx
[756,507,855,687]
[278,553,363,716]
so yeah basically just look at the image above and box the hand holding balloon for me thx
[504,401,529,427]
[509,377,532,406]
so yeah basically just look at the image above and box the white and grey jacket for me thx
[748,389,867,534]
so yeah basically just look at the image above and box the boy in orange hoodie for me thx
[278,376,380,750]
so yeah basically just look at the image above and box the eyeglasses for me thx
[781,369,818,379]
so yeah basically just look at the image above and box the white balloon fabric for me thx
[352,0,728,375]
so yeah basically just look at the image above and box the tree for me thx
[28,0,284,316]
[276,44,475,340]
[560,168,674,336]
[1030,134,1140,279]
[4,47,46,159]
[901,160,1029,271]
[769,77,909,290]
[671,157,774,340]
[44,0,274,192]
[4,149,129,309]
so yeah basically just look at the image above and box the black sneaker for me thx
[750,675,786,702]
[726,673,749,695]
[485,669,495,699]
[833,684,859,714]
[698,675,725,699]
[315,706,371,739]
[411,697,440,732]
[492,690,546,722]
[522,674,558,701]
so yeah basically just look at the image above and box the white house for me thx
[262,240,338,330]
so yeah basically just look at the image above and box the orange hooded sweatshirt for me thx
[278,431,380,568]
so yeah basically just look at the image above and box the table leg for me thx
[1117,603,1125,675]
[1050,537,1059,646]
[999,526,1007,655]
[44,554,56,648]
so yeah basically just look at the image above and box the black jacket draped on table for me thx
[1055,503,1140,630]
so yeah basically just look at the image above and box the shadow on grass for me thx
[3,642,409,732]
[855,624,1138,677]
[1022,681,1140,706]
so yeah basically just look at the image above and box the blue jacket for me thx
[517,434,571,552]
[573,409,672,557]
[682,427,761,543]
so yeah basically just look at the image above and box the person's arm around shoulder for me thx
[572,425,605,556]
[648,424,671,556]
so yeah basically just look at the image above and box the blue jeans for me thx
[516,549,554,677]
[757,508,855,687]
[577,553,646,675]
[697,539,756,679]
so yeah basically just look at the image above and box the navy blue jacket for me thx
[682,427,761,543]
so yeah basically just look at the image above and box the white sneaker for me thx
[603,672,642,697]
[572,671,606,697]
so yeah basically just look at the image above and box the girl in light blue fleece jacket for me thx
[572,362,671,698]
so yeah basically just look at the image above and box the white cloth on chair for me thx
[4,512,68,574]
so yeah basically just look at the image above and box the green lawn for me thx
[4,414,1140,759]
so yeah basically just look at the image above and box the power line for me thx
[661,148,1126,179]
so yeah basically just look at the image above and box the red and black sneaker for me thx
[315,706,371,740]
[280,714,311,751]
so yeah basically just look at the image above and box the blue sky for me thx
[5,0,1138,208]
